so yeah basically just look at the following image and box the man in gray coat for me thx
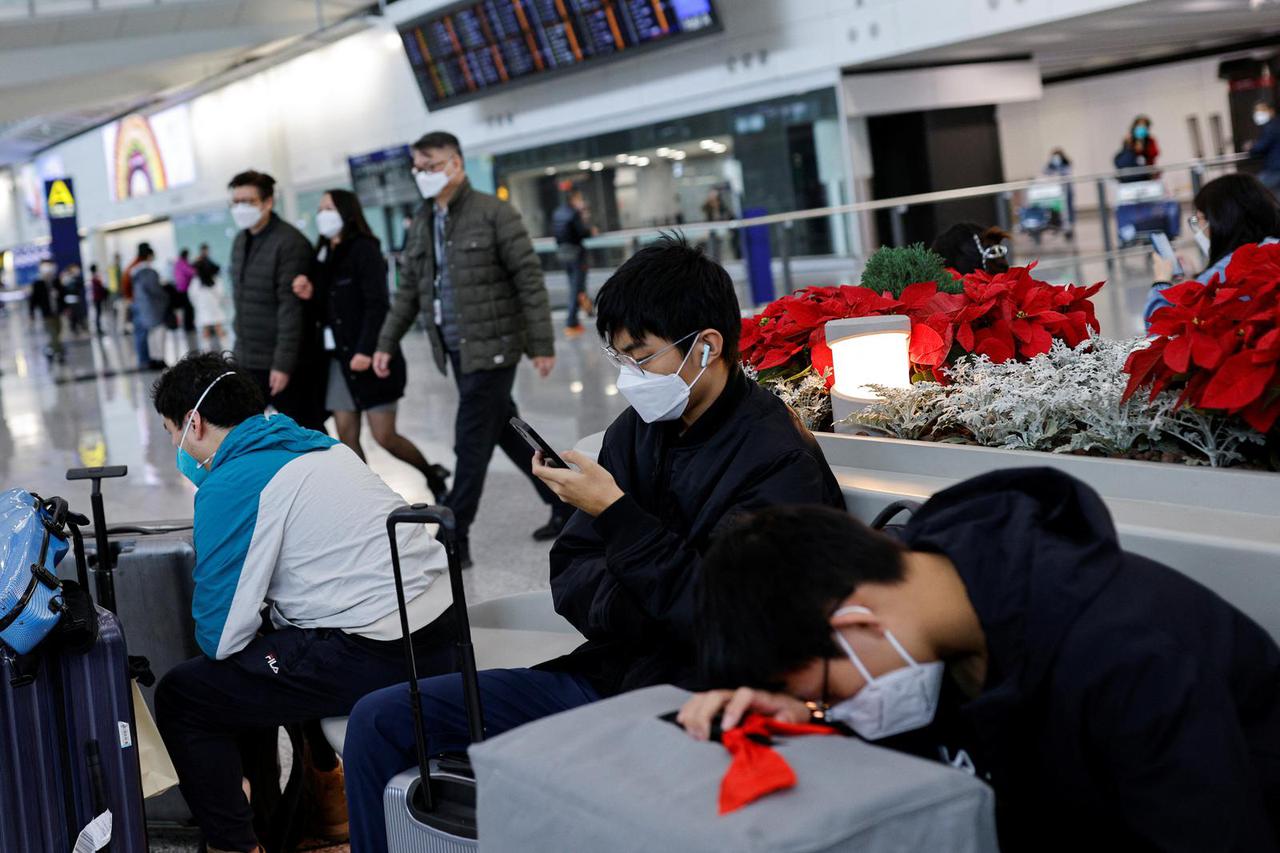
[227,170,326,431]
[373,132,565,567]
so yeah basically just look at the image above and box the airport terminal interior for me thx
[2,1,1280,852]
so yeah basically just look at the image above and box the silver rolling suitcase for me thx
[383,505,486,852]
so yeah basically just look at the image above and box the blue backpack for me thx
[0,489,70,655]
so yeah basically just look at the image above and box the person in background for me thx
[1115,115,1160,183]
[1043,147,1075,238]
[679,471,1280,852]
[193,243,221,289]
[930,223,1010,276]
[344,235,845,853]
[227,170,327,432]
[292,189,451,501]
[90,263,109,336]
[552,186,596,338]
[173,248,197,333]
[371,131,564,568]
[150,352,463,853]
[29,259,65,363]
[1249,101,1280,199]
[110,251,130,334]
[1144,172,1280,328]
[62,263,88,336]
[189,251,229,349]
[131,245,169,371]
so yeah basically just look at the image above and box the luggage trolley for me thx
[1114,180,1180,248]
[1018,182,1068,244]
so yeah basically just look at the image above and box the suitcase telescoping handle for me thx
[66,466,127,613]
[386,504,485,813]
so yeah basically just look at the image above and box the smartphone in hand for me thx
[510,417,569,469]
[1149,232,1184,279]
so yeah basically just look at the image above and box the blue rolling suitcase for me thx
[383,505,484,852]
[0,473,147,853]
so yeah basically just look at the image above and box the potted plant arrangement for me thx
[739,243,1278,471]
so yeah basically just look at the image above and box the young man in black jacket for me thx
[679,468,1280,853]
[342,235,845,853]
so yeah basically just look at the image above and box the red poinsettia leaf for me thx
[1190,331,1224,370]
[1241,397,1280,434]
[908,322,948,367]
[810,341,834,388]
[974,332,1016,364]
[1163,335,1192,373]
[756,345,800,371]
[1017,324,1054,359]
[955,322,975,352]
[1122,344,1165,403]
[1199,352,1274,411]
[899,281,940,310]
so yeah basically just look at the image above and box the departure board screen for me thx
[400,0,721,110]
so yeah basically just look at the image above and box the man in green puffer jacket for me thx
[373,132,566,567]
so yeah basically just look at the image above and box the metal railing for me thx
[530,151,1254,291]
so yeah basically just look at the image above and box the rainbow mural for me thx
[112,114,169,200]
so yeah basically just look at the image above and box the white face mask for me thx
[615,332,711,423]
[415,169,450,200]
[316,208,344,239]
[824,606,945,741]
[1255,111,1272,128]
[230,202,263,231]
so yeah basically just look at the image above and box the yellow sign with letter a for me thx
[46,179,76,218]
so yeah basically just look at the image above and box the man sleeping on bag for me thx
[679,468,1280,853]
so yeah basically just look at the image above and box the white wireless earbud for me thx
[700,344,711,368]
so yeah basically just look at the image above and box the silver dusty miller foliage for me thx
[841,336,1266,467]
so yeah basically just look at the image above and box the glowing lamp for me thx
[825,316,912,428]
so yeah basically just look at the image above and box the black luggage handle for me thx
[66,466,127,613]
[387,504,484,816]
[870,500,923,531]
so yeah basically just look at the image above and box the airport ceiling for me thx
[0,0,376,166]
[866,0,1280,79]
[2,0,1279,168]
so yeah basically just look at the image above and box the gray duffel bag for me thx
[470,684,998,852]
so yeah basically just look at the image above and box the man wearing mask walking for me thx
[373,132,564,568]
[227,170,325,431]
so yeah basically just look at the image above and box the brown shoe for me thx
[309,762,350,841]
[578,292,594,316]
[564,325,585,338]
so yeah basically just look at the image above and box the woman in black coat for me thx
[292,189,449,501]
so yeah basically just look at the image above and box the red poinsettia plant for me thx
[1123,241,1280,433]
[740,265,1103,385]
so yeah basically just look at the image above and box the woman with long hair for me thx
[292,189,449,500]
[1144,173,1280,328]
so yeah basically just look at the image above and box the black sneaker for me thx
[424,464,451,504]
[532,510,572,542]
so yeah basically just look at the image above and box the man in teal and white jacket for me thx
[151,351,458,853]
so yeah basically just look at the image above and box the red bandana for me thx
[718,715,839,814]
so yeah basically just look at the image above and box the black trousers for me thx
[446,350,560,542]
[154,611,458,852]
[249,365,328,433]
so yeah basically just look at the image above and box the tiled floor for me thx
[0,306,628,607]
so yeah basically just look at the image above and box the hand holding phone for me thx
[510,417,568,469]
[1149,232,1184,279]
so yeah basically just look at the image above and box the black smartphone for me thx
[510,417,569,469]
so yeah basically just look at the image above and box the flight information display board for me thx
[400,0,721,110]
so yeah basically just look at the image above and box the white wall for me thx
[997,55,1233,194]
[0,0,1148,252]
